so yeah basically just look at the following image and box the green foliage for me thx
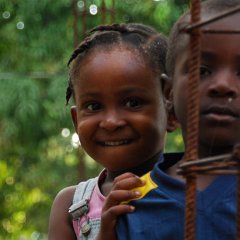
[0,0,187,239]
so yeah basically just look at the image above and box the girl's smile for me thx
[97,139,134,146]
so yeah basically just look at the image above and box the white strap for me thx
[69,177,97,219]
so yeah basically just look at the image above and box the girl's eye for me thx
[200,65,211,78]
[86,102,102,111]
[125,98,142,108]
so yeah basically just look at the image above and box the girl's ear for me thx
[71,106,78,132]
[161,73,179,133]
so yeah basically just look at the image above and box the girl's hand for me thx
[96,172,145,240]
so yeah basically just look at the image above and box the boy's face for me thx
[173,12,240,156]
[71,47,167,172]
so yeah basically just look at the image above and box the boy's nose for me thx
[99,111,126,131]
[207,71,238,99]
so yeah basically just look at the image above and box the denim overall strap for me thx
[69,177,100,239]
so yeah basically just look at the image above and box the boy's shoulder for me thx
[160,152,184,170]
[125,152,183,204]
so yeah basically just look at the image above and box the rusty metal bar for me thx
[182,2,240,239]
[81,0,87,36]
[184,6,240,32]
[101,0,106,24]
[202,29,240,34]
[184,0,201,239]
[72,0,79,48]
[111,0,115,23]
[234,145,240,240]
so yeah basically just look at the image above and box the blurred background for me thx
[0,0,187,239]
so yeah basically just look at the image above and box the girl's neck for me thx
[109,152,161,178]
[100,152,162,196]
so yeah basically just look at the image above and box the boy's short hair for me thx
[166,0,240,77]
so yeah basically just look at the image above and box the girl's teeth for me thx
[104,140,128,146]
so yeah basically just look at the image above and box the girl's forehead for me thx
[94,43,143,56]
[83,45,147,66]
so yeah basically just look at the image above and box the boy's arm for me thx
[48,186,77,240]
[96,172,145,240]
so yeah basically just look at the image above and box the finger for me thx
[98,205,134,240]
[112,175,145,191]
[103,189,141,210]
[101,204,135,225]
[113,172,137,182]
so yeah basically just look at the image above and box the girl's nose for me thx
[207,70,238,99]
[99,111,127,131]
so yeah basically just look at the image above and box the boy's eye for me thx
[125,97,142,108]
[236,68,240,77]
[85,102,102,111]
[200,65,211,78]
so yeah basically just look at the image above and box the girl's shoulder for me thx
[48,185,77,239]
[56,185,77,204]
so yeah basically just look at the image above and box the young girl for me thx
[48,23,177,240]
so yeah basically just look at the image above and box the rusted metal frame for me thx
[80,0,87,39]
[181,1,240,239]
[184,6,240,32]
[183,0,201,239]
[101,0,116,24]
[202,30,240,34]
[181,164,238,174]
[229,144,240,240]
[72,0,79,48]
[180,154,231,168]
[101,0,106,24]
[237,174,240,240]
[111,0,115,23]
[78,0,115,39]
[178,154,238,175]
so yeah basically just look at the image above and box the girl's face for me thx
[71,46,167,172]
[173,12,240,157]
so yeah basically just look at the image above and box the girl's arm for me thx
[96,173,145,240]
[48,186,77,240]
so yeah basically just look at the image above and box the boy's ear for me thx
[161,73,179,133]
[71,106,78,132]
[161,73,172,101]
[167,109,179,133]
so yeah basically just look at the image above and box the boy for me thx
[109,1,240,239]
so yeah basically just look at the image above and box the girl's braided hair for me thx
[66,23,168,105]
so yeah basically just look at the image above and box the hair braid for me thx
[66,23,168,105]
[66,36,95,104]
[89,23,130,34]
[68,35,96,66]
[65,80,73,105]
